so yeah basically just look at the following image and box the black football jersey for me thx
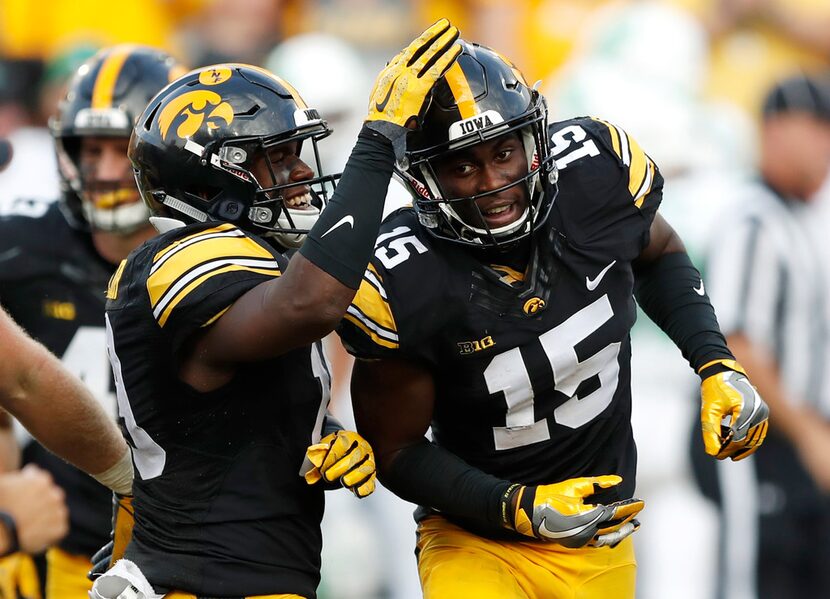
[0,200,116,556]
[105,222,330,597]
[338,117,663,526]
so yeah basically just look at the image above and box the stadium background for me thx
[0,0,828,597]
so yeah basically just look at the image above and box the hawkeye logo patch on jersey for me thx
[449,110,504,141]
[458,335,495,355]
[158,90,234,141]
[523,297,546,315]
[43,300,76,321]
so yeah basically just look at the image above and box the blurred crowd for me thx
[0,1,829,598]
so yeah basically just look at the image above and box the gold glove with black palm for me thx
[501,475,644,548]
[364,18,461,160]
[699,359,769,461]
[304,430,376,498]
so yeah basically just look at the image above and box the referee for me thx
[692,73,830,599]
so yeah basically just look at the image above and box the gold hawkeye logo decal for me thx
[158,90,234,140]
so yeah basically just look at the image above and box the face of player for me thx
[79,136,140,212]
[250,140,316,211]
[433,132,530,231]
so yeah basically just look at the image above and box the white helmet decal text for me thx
[448,110,504,141]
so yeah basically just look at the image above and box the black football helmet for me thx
[129,63,337,248]
[399,41,557,249]
[51,45,185,234]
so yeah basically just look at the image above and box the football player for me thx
[339,41,770,597]
[0,307,133,548]
[0,45,186,598]
[90,21,461,599]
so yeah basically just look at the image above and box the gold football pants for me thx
[416,516,636,599]
[164,593,304,598]
[0,552,41,599]
[45,547,92,599]
[44,548,305,599]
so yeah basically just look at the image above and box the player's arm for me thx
[179,20,462,391]
[351,357,642,547]
[633,214,769,461]
[0,310,131,492]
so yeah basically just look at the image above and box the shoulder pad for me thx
[144,223,283,328]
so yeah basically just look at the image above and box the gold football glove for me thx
[700,359,769,461]
[503,475,644,548]
[304,430,376,498]
[366,18,461,127]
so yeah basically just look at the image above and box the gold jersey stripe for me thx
[148,234,276,308]
[157,264,280,327]
[592,118,623,161]
[91,45,137,109]
[203,305,231,327]
[106,259,127,300]
[153,223,238,264]
[343,313,399,349]
[490,263,525,284]
[352,275,397,334]
[444,61,477,119]
[634,159,656,209]
[626,133,650,200]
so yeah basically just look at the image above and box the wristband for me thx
[697,358,746,381]
[0,511,19,556]
[92,448,134,496]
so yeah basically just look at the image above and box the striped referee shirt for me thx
[705,179,829,418]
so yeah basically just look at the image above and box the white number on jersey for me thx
[550,125,601,170]
[487,295,621,450]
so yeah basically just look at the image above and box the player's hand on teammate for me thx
[366,18,461,130]
[501,475,644,548]
[699,359,769,461]
[304,430,376,498]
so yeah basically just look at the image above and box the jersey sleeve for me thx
[338,262,401,360]
[144,223,285,353]
[552,117,664,259]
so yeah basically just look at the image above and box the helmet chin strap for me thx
[441,202,531,241]
[272,205,322,249]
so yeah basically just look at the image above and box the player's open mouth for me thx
[284,192,313,210]
[481,201,520,227]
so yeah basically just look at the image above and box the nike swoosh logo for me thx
[694,280,705,296]
[586,260,616,291]
[321,215,355,238]
[375,76,399,112]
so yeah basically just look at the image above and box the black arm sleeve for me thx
[299,125,394,289]
[634,251,734,373]
[383,439,512,533]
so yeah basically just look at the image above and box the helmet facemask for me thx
[73,135,150,235]
[404,110,557,250]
